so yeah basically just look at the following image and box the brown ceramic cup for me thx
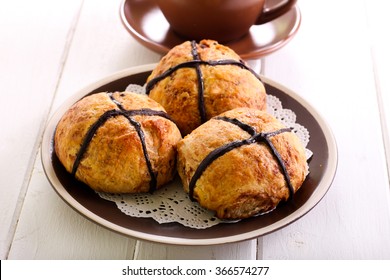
[156,0,298,43]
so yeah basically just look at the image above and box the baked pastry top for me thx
[54,91,182,193]
[146,39,267,135]
[177,107,308,219]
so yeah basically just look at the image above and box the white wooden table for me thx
[1,0,390,260]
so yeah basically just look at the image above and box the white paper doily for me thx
[96,84,311,229]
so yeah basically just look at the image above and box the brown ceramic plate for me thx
[41,64,337,245]
[119,0,301,59]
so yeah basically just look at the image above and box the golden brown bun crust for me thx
[147,40,267,135]
[54,92,182,193]
[177,108,308,219]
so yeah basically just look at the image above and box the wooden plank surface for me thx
[0,0,83,259]
[261,0,390,259]
[6,0,146,260]
[366,0,390,178]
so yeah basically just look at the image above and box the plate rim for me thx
[41,64,338,246]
